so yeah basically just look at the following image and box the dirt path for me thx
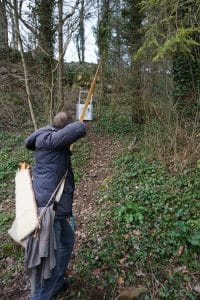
[1,131,122,300]
[66,132,122,299]
[73,132,121,254]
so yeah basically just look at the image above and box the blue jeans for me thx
[29,218,75,300]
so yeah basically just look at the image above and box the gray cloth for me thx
[25,207,57,288]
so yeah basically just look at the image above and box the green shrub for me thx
[76,152,200,299]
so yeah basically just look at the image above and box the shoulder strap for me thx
[47,169,68,208]
[39,170,68,220]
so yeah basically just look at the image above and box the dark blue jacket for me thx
[25,122,86,217]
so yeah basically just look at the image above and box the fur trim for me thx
[8,169,39,244]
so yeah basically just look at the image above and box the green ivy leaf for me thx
[187,233,200,246]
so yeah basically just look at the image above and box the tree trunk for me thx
[80,0,85,63]
[36,0,55,83]
[0,0,10,69]
[10,7,18,49]
[58,0,64,105]
[0,0,8,47]
[123,0,144,123]
[76,0,85,64]
[98,0,111,102]
[12,0,37,131]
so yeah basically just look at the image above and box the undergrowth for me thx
[76,152,200,299]
[0,132,34,288]
[0,131,34,204]
[93,104,199,173]
[93,105,139,136]
[72,139,91,182]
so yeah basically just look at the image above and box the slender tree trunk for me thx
[115,0,122,69]
[36,0,55,83]
[0,0,10,70]
[12,0,37,131]
[32,0,37,50]
[49,30,75,123]
[0,0,8,48]
[80,0,85,63]
[49,0,80,122]
[10,7,18,49]
[58,0,64,104]
[123,0,143,123]
[76,33,81,62]
[76,0,85,64]
[98,0,111,101]
[28,0,37,51]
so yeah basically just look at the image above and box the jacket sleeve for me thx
[47,122,86,149]
[25,128,45,151]
[25,134,35,150]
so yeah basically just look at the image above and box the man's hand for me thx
[81,121,91,132]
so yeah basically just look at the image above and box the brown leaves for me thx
[132,230,141,237]
[124,229,141,241]
[117,276,125,287]
[174,265,189,274]
[194,284,200,294]
[177,245,185,256]
[92,268,102,277]
[135,269,145,277]
[116,285,148,300]
[119,257,126,266]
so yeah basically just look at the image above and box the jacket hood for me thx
[25,126,56,150]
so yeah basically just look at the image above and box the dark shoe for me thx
[61,278,70,291]
[52,277,71,298]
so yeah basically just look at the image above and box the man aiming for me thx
[25,111,86,299]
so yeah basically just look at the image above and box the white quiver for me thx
[8,164,39,245]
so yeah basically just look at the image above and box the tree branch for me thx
[7,0,38,36]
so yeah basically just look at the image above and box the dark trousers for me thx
[29,218,75,300]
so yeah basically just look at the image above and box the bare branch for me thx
[7,0,37,36]
[62,0,80,24]
[53,0,80,32]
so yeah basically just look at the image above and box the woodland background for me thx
[0,0,199,170]
[0,0,200,299]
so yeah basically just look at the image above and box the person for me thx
[25,111,86,300]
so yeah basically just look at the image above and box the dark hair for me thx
[52,111,73,129]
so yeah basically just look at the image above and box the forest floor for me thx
[1,117,199,300]
[0,128,123,300]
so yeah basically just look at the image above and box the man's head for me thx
[52,111,73,129]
